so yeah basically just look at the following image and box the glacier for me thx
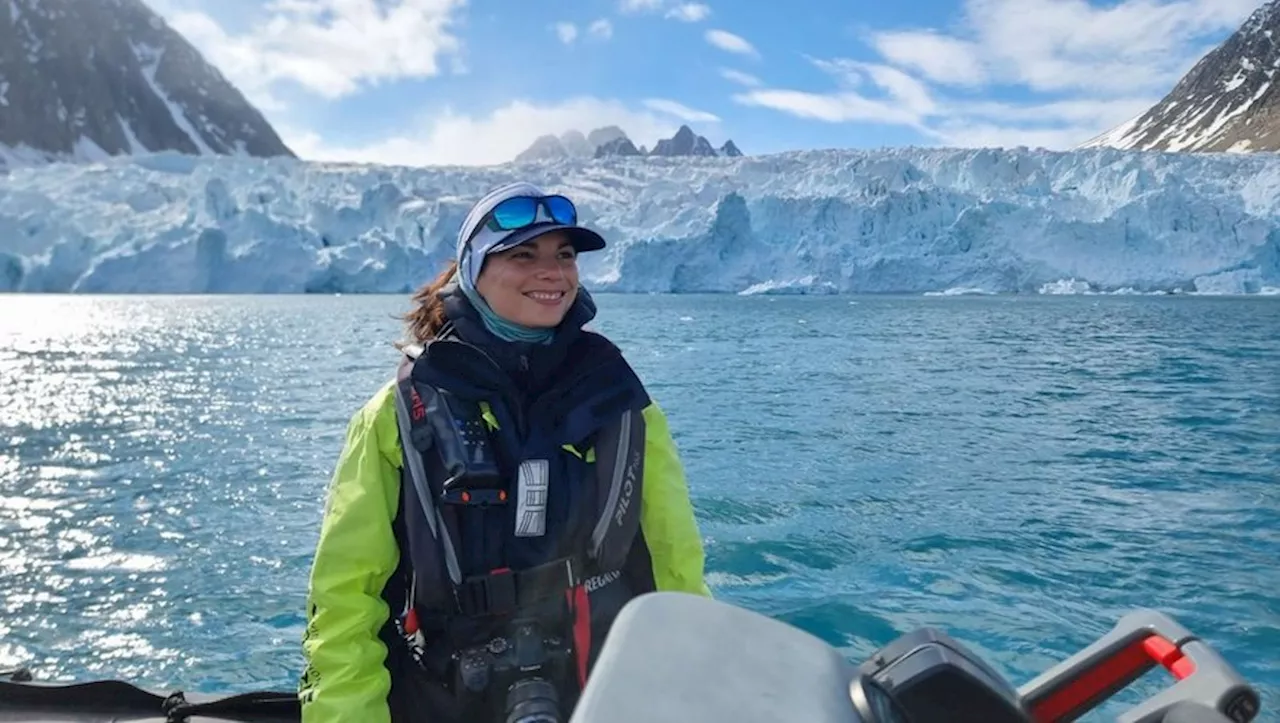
[1,146,1279,295]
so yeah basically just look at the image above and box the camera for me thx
[455,620,575,723]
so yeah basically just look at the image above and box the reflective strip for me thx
[515,459,549,538]
[590,411,633,554]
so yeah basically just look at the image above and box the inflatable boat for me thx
[0,593,1263,722]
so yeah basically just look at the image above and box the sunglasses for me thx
[469,195,579,245]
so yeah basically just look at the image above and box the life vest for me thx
[387,326,653,720]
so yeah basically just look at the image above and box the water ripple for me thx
[0,293,1276,719]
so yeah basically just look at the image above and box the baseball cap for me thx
[457,182,606,263]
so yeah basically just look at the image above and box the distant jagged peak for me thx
[513,122,745,162]
[559,129,592,156]
[586,126,629,149]
[649,124,724,157]
[513,134,569,163]
[593,136,641,158]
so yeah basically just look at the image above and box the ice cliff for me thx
[1,146,1278,295]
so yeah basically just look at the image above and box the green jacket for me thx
[298,379,712,723]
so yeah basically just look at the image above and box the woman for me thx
[298,182,712,723]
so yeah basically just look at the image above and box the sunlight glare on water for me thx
[1,293,1277,720]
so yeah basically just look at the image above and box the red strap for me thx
[1142,636,1196,680]
[566,585,592,688]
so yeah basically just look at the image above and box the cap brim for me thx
[489,224,607,255]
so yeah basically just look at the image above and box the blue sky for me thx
[148,0,1263,166]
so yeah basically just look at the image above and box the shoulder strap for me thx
[393,355,462,587]
[587,407,646,573]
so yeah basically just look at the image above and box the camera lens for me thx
[505,677,562,723]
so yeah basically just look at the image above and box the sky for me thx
[146,0,1266,166]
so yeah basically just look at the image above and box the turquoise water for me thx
[1,293,1277,719]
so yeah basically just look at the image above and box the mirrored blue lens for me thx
[543,195,577,225]
[489,196,539,230]
[485,195,578,232]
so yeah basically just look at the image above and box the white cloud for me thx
[866,0,1258,95]
[811,59,937,116]
[705,29,757,57]
[588,19,614,40]
[617,0,711,23]
[157,0,467,108]
[926,122,1106,150]
[282,97,693,166]
[642,98,720,122]
[952,97,1157,126]
[871,31,986,87]
[618,0,664,13]
[734,59,930,128]
[719,68,761,87]
[737,0,1259,149]
[553,22,578,44]
[734,89,925,126]
[924,96,1161,148]
[666,3,711,22]
[961,0,1257,93]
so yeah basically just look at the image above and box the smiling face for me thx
[475,230,580,328]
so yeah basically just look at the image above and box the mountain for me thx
[513,134,568,163]
[559,129,592,157]
[0,0,294,168]
[1079,0,1280,153]
[594,137,642,158]
[651,125,717,157]
[586,126,629,150]
[3,146,1277,295]
[514,124,742,162]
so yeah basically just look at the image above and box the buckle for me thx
[560,557,581,588]
[455,557,585,617]
[521,557,582,599]
[458,568,517,617]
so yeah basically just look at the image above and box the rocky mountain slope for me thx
[1079,0,1280,152]
[0,0,294,167]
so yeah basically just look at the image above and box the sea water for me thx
[1,293,1277,718]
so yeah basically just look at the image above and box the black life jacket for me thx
[385,301,656,720]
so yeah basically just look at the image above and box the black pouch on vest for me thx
[424,388,505,506]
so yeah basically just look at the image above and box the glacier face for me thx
[1,146,1279,295]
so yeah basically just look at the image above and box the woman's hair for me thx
[402,259,458,343]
